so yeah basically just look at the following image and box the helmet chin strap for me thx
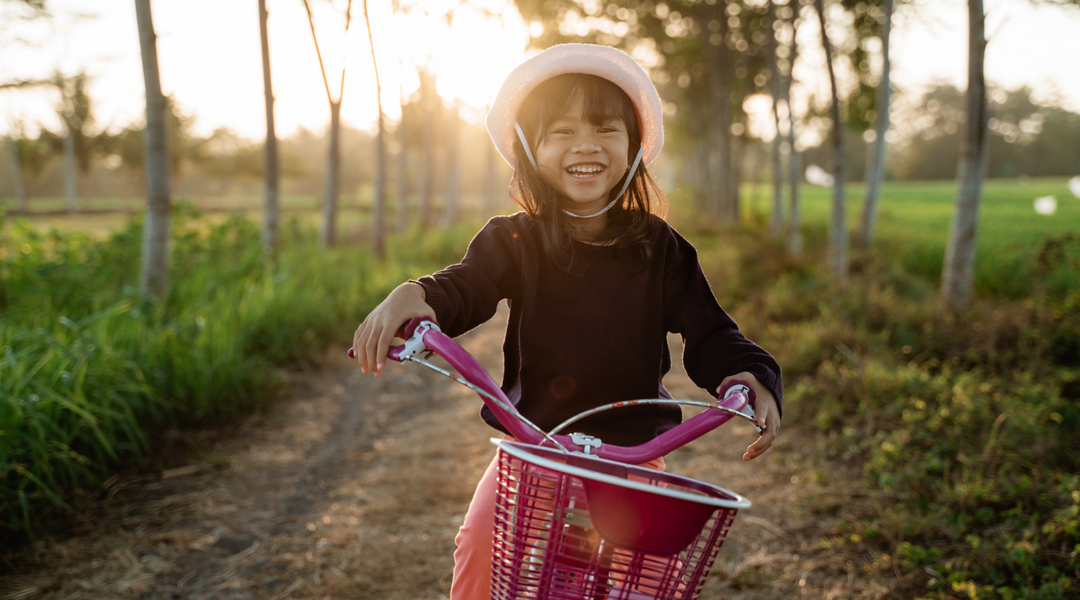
[514,121,645,220]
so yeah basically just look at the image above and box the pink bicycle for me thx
[353,319,762,600]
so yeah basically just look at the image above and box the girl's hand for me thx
[353,282,436,377]
[716,372,780,462]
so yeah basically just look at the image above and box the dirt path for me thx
[1,308,891,599]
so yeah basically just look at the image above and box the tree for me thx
[416,68,438,229]
[4,136,28,211]
[50,72,99,213]
[302,0,353,248]
[135,0,171,299]
[814,0,848,277]
[857,0,893,250]
[783,1,804,254]
[395,108,409,232]
[441,100,461,228]
[362,0,387,259]
[940,0,988,310]
[258,0,280,251]
[768,0,783,239]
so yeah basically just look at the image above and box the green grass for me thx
[789,178,1080,298]
[0,204,476,543]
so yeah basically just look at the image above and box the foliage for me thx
[685,206,1079,598]
[894,85,1080,181]
[0,205,474,543]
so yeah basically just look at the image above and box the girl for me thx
[352,44,782,600]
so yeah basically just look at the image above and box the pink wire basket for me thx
[490,440,749,600]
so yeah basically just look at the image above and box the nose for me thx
[571,131,602,154]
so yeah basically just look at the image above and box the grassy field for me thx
[791,178,1080,297]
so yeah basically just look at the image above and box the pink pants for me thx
[450,438,667,600]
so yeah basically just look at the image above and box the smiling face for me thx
[515,74,642,217]
[534,97,631,215]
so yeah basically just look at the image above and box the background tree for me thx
[940,0,988,310]
[53,72,94,212]
[783,1,804,253]
[5,137,26,210]
[894,84,1080,180]
[258,0,280,251]
[362,0,387,258]
[395,107,409,232]
[768,0,784,238]
[415,68,439,229]
[814,0,848,277]
[441,100,461,228]
[134,0,171,299]
[302,0,353,248]
[856,0,892,250]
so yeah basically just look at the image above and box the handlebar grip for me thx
[718,378,756,405]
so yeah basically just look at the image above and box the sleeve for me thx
[414,218,522,338]
[662,227,784,418]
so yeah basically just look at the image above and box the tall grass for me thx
[685,217,1080,599]
[0,203,474,542]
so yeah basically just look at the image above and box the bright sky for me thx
[1,0,1078,141]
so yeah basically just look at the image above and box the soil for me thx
[0,306,900,599]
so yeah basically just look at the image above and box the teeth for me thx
[567,165,604,176]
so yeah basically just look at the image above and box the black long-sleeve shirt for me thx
[416,212,782,447]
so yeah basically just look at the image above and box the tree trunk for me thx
[372,113,387,257]
[363,0,387,259]
[320,101,342,248]
[941,0,989,310]
[135,0,171,300]
[303,0,352,249]
[419,97,436,229]
[785,14,803,254]
[710,3,737,223]
[6,139,28,212]
[62,119,78,213]
[691,110,710,212]
[395,113,409,232]
[786,75,803,255]
[857,0,892,250]
[258,0,280,251]
[769,0,784,238]
[729,130,743,221]
[441,101,460,228]
[815,0,848,277]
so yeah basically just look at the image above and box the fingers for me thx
[353,321,368,372]
[373,320,396,377]
[743,427,776,461]
[363,319,382,377]
[744,402,780,462]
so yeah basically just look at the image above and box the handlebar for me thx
[351,317,760,464]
